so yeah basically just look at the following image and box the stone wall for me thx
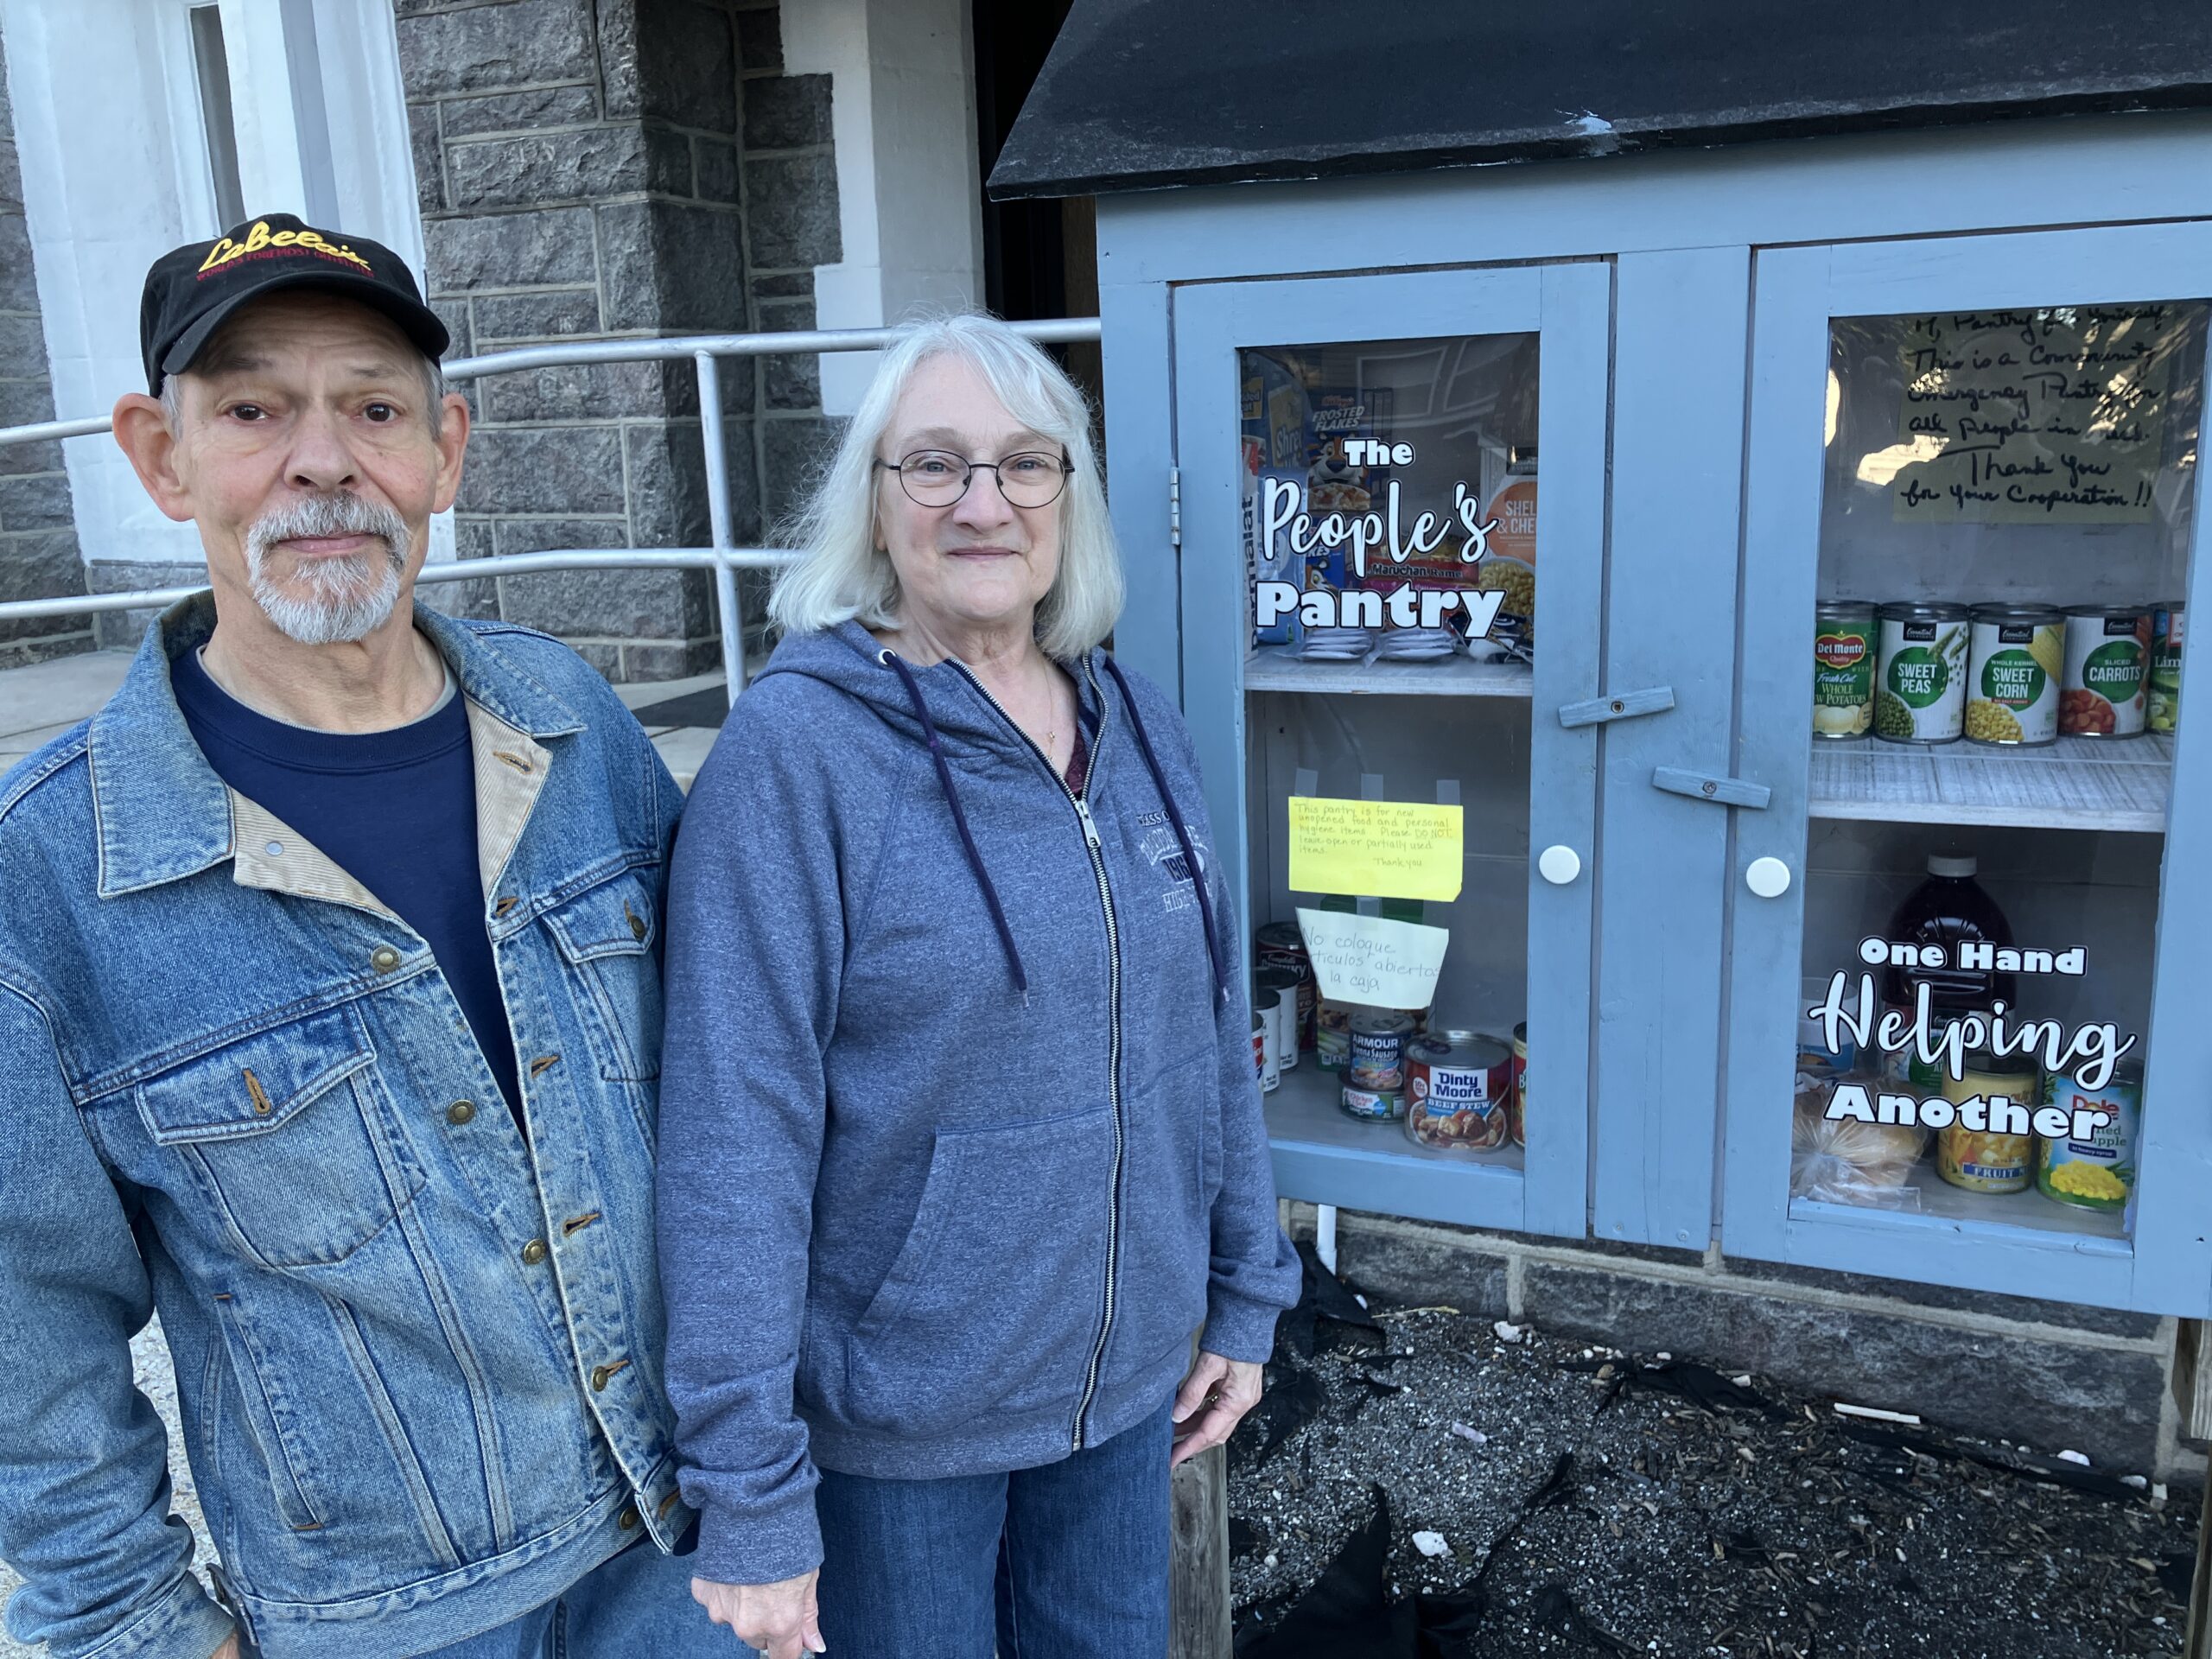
[0,27,89,671]
[398,0,841,680]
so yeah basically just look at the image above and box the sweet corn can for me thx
[2060,607,2151,738]
[1511,1021,1528,1148]
[2150,604,2185,735]
[1875,604,1969,744]
[2037,1058,2142,1211]
[1935,1058,2037,1192]
[1964,605,2062,747]
[1812,603,1877,739]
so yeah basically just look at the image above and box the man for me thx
[0,215,709,1657]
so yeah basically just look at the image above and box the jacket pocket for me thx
[135,1003,425,1270]
[1108,1050,1215,1372]
[543,870,664,1084]
[843,1106,1115,1439]
[210,1292,324,1532]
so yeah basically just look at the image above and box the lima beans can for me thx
[2037,1058,2142,1211]
[2150,605,2185,735]
[1876,604,1968,744]
[1813,603,1877,739]
[1347,1011,1415,1091]
[1964,605,2062,747]
[2060,607,2151,738]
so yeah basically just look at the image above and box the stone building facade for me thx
[401,0,841,678]
[0,29,86,672]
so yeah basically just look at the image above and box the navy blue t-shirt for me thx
[172,645,524,1121]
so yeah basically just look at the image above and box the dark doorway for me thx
[972,0,1100,405]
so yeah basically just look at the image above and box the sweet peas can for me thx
[1876,604,1969,744]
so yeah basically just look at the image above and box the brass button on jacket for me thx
[590,1363,612,1391]
[370,945,402,973]
[446,1100,476,1126]
[617,1508,639,1531]
[520,1239,548,1266]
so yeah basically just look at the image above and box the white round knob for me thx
[1745,856,1792,899]
[1537,844,1581,886]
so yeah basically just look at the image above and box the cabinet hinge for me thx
[1168,465,1182,550]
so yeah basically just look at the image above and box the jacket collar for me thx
[87,591,584,899]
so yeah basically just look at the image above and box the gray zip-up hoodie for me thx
[656,620,1299,1586]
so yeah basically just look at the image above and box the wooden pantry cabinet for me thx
[1097,114,2212,1316]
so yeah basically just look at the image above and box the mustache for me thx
[245,493,411,570]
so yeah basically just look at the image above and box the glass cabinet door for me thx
[1173,265,1610,1238]
[1726,226,2212,1313]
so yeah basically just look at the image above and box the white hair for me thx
[767,313,1124,660]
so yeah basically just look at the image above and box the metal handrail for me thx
[0,318,1103,706]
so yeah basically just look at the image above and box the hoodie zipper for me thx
[946,659,1124,1452]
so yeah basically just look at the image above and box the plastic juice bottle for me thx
[1880,853,2018,1091]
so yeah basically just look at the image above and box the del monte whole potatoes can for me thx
[1876,603,1969,744]
[1813,603,1876,739]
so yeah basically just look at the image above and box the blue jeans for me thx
[815,1403,1173,1659]
[411,1535,715,1657]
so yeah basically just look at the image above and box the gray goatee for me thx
[245,493,412,645]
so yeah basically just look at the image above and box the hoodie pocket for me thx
[1108,1050,1215,1373]
[844,1105,1115,1439]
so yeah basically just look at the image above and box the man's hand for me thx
[210,1637,239,1659]
[1171,1351,1265,1467]
[694,1571,824,1657]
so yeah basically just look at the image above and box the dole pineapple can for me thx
[2037,1059,2142,1211]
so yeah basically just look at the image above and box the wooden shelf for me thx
[1795,1168,2127,1244]
[1244,646,1533,698]
[1809,733,2174,834]
[1265,1059,1525,1173]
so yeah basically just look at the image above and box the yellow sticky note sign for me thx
[1287,797,1464,902]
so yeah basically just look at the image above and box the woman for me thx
[656,314,1300,1658]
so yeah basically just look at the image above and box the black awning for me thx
[988,0,2212,200]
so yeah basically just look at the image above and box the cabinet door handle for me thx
[1558,686,1675,728]
[1651,766,1771,810]
[1536,845,1582,886]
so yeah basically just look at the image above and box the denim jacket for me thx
[0,596,691,1659]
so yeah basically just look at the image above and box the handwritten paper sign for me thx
[1295,908,1450,1010]
[1287,797,1464,902]
[1889,307,2176,524]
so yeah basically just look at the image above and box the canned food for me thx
[1254,1008,1279,1093]
[1935,1056,2037,1193]
[1510,1022,1528,1148]
[1965,605,2062,746]
[1813,603,1878,739]
[1255,923,1316,1050]
[1340,1084,1404,1122]
[1347,1011,1415,1091]
[2060,607,2151,738]
[1250,1012,1268,1090]
[2150,605,2185,735]
[1876,604,1969,743]
[1255,967,1302,1074]
[1404,1033,1512,1151]
[2037,1058,2143,1211]
[1316,999,1353,1072]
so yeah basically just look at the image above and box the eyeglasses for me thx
[874,448,1074,509]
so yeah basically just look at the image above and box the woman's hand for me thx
[693,1572,825,1657]
[210,1637,239,1659]
[1171,1351,1265,1467]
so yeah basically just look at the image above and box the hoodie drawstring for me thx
[1100,655,1230,1008]
[880,650,1031,998]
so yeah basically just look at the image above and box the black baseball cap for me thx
[139,213,449,394]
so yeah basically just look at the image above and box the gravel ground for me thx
[1227,1270,2198,1658]
[0,1321,212,1659]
